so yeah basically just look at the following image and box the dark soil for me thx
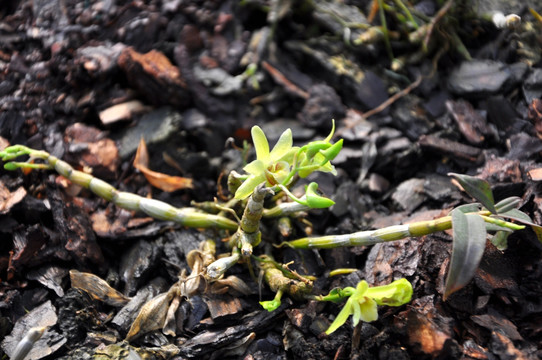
[1,1,542,359]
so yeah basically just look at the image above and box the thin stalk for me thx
[377,0,394,61]
[392,0,419,29]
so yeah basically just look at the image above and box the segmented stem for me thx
[229,185,274,256]
[5,148,238,231]
[287,212,523,249]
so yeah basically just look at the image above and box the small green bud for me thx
[305,182,335,209]
[319,139,343,164]
[4,162,19,171]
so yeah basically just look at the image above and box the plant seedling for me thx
[1,122,538,339]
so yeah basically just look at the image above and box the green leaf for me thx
[494,196,521,214]
[365,278,413,306]
[484,222,513,232]
[453,203,481,214]
[498,208,534,224]
[449,173,496,214]
[498,208,542,243]
[445,209,487,299]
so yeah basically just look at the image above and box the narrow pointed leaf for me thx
[498,208,542,242]
[498,208,534,224]
[449,173,496,214]
[445,210,487,299]
[494,196,521,214]
[453,203,481,214]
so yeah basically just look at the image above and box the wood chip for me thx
[99,100,150,125]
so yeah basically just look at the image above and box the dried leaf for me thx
[133,138,193,192]
[449,173,496,214]
[444,209,487,299]
[125,291,174,341]
[70,270,130,307]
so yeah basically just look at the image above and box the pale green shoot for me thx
[234,122,343,209]
[234,126,298,200]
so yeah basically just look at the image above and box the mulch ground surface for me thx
[1,1,542,359]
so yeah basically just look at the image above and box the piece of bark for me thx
[419,134,484,164]
[118,47,191,107]
[203,295,243,322]
[446,99,494,145]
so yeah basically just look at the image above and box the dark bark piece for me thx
[8,225,47,281]
[27,266,68,297]
[179,299,291,358]
[446,99,494,145]
[48,186,105,271]
[119,239,160,296]
[471,311,522,341]
[528,98,542,138]
[507,133,542,160]
[419,134,484,164]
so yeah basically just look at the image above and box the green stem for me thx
[393,0,419,29]
[378,0,394,61]
[286,211,523,249]
[1,146,238,231]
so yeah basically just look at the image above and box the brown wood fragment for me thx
[528,167,542,181]
[418,134,484,163]
[490,332,529,360]
[118,47,190,107]
[204,295,243,321]
[0,182,26,214]
[446,99,489,145]
[261,61,309,99]
[133,137,193,191]
[7,225,46,281]
[528,98,542,138]
[406,300,454,356]
[478,157,522,183]
[462,340,489,359]
[98,100,150,125]
[64,123,120,179]
[471,313,522,341]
